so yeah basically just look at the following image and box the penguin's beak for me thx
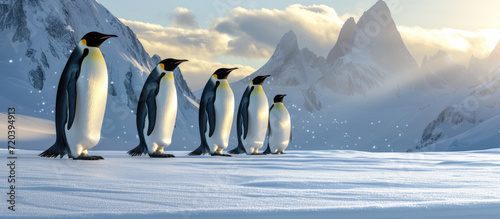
[227,67,238,73]
[174,59,188,65]
[263,75,271,78]
[100,34,118,40]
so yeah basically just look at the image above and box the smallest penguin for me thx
[264,94,291,154]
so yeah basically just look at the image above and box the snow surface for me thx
[2,149,499,218]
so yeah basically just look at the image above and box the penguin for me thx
[229,75,271,155]
[264,94,292,154]
[189,68,238,156]
[39,32,117,160]
[127,58,188,158]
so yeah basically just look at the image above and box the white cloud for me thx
[212,4,346,58]
[121,19,230,61]
[399,26,500,65]
[121,4,500,91]
[169,7,199,29]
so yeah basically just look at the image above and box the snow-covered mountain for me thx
[233,0,497,152]
[0,0,198,150]
[326,17,356,64]
[421,50,476,90]
[409,40,500,151]
[246,30,326,87]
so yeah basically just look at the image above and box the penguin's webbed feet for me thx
[73,155,104,160]
[149,153,175,158]
[211,153,232,157]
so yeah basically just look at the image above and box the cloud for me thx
[169,7,199,29]
[121,18,229,61]
[121,4,500,90]
[399,27,500,65]
[122,18,255,91]
[212,4,346,58]
[210,4,500,65]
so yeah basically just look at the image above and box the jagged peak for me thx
[421,55,429,67]
[276,29,299,51]
[488,40,500,59]
[326,17,357,63]
[344,17,356,26]
[357,0,394,28]
[370,0,390,12]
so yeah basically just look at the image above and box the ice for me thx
[1,149,499,218]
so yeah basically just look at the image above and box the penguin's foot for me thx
[274,152,285,155]
[149,153,175,158]
[73,155,104,160]
[211,153,232,157]
[251,153,267,155]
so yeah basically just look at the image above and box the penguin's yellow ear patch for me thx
[81,39,87,46]
[213,74,218,79]
[159,63,165,70]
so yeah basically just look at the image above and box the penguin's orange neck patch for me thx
[81,39,87,46]
[159,63,165,71]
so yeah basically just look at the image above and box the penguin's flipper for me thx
[146,89,158,136]
[189,144,210,156]
[240,87,253,139]
[67,48,89,130]
[289,130,293,142]
[127,143,148,156]
[207,81,219,137]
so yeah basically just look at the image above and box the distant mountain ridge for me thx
[239,0,500,152]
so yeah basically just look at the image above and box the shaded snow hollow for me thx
[1,149,499,218]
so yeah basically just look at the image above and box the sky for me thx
[98,0,500,91]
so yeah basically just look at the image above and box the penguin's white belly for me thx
[144,75,177,154]
[206,82,234,153]
[242,88,268,154]
[66,48,107,158]
[268,104,291,153]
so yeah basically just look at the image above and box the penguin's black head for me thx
[273,94,286,103]
[159,58,188,71]
[81,32,117,47]
[213,67,238,80]
[251,75,271,85]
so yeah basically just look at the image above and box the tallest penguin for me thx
[39,32,117,160]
